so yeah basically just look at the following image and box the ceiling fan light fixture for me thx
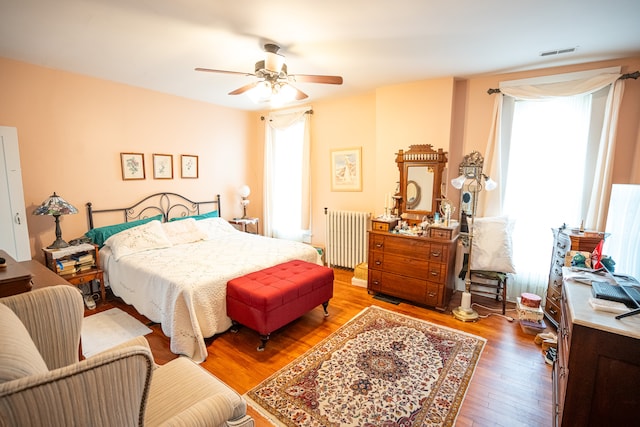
[247,80,272,103]
[265,51,285,74]
[271,83,297,106]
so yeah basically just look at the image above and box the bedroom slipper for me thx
[84,294,97,310]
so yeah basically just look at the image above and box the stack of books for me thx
[71,252,95,273]
[55,259,78,275]
[54,251,95,275]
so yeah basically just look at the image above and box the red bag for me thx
[591,240,604,270]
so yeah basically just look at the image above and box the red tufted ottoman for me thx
[226,260,334,351]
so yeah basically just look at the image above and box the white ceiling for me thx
[1,0,639,111]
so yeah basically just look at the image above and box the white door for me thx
[0,126,31,261]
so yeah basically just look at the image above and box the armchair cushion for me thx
[0,286,83,369]
[145,357,245,427]
[0,304,48,383]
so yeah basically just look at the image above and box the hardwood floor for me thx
[95,269,554,427]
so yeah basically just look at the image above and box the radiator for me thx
[325,209,370,269]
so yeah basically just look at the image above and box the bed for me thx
[86,193,321,362]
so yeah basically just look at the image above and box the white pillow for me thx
[104,220,172,261]
[470,216,516,274]
[195,217,240,240]
[161,218,207,245]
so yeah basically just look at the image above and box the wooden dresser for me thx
[367,227,458,310]
[553,269,640,426]
[545,228,607,328]
[545,229,572,327]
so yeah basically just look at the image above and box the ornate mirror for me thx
[396,144,448,218]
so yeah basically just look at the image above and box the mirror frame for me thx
[396,144,448,218]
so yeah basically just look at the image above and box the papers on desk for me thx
[588,297,630,314]
[564,266,613,286]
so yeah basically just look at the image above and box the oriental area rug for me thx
[245,306,486,427]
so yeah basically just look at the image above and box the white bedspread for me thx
[100,229,320,362]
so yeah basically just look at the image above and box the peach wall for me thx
[0,57,253,260]
[2,55,638,259]
[375,78,455,205]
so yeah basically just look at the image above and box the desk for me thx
[553,268,640,426]
[0,250,72,298]
[22,260,71,289]
[0,250,32,297]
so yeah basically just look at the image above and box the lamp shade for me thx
[238,185,251,198]
[32,192,78,249]
[484,177,497,191]
[33,192,78,216]
[451,174,466,190]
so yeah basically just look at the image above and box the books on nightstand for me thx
[54,251,95,275]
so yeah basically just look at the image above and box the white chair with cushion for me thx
[0,285,253,427]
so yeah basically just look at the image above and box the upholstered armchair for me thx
[0,285,253,427]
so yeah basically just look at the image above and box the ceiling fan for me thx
[195,43,343,102]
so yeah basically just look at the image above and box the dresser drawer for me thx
[428,243,448,262]
[380,272,427,302]
[370,233,386,251]
[369,251,384,270]
[425,282,443,307]
[428,227,454,240]
[367,269,382,292]
[384,236,430,258]
[426,262,445,283]
[545,297,561,326]
[383,253,429,278]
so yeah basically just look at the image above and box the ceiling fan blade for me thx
[195,67,254,77]
[229,81,259,95]
[289,74,343,85]
[288,84,309,100]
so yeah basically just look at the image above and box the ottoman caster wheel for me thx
[258,334,269,351]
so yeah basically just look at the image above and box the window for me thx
[263,108,312,242]
[485,68,624,299]
[501,94,592,295]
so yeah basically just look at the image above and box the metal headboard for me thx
[86,192,221,229]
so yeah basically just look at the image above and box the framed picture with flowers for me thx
[120,153,145,180]
[181,154,199,179]
[153,154,173,179]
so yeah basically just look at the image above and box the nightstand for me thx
[42,244,105,301]
[229,217,259,234]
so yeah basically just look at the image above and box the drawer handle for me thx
[430,271,438,276]
[376,243,383,249]
[550,295,558,302]
[548,308,557,315]
[373,281,379,285]
[428,292,436,297]
[431,252,441,257]
[375,260,381,266]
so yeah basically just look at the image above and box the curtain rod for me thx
[486,70,640,94]
[260,109,314,121]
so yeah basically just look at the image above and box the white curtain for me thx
[482,71,625,299]
[263,106,312,240]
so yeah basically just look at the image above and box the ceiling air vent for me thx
[540,47,577,57]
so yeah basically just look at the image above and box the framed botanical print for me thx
[330,147,362,191]
[120,153,145,180]
[153,154,173,179]
[181,155,198,179]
